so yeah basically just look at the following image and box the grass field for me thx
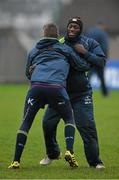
[0,84,119,179]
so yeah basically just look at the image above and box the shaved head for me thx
[43,23,58,38]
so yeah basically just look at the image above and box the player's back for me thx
[29,38,70,87]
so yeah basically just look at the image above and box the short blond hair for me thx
[43,23,58,38]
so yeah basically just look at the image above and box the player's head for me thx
[67,16,83,39]
[97,21,108,31]
[43,23,59,38]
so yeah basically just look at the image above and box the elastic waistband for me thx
[31,82,63,88]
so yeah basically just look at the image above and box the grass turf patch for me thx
[0,84,119,179]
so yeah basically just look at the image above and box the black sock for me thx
[13,131,27,162]
[65,124,75,154]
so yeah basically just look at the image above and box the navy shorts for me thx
[29,82,69,107]
[21,82,74,132]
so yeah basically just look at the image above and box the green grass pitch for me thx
[0,84,119,179]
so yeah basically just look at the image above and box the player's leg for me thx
[8,87,42,168]
[42,107,61,158]
[97,67,108,96]
[40,107,61,165]
[72,94,105,168]
[53,88,78,167]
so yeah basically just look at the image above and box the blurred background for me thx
[0,0,119,90]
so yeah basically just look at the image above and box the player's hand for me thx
[29,64,36,75]
[74,44,87,55]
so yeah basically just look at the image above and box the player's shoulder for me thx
[52,41,67,54]
[55,37,67,48]
[59,36,65,44]
[80,35,92,42]
[81,35,99,47]
[28,47,39,60]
